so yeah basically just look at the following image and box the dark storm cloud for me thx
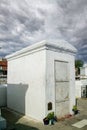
[0,0,46,56]
[55,0,87,62]
[0,0,87,62]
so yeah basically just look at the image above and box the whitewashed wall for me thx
[6,40,76,121]
[75,80,82,98]
[0,85,7,107]
[7,84,28,114]
[46,50,75,115]
[7,50,46,121]
[80,65,87,76]
[75,79,87,98]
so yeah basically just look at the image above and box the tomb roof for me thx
[6,39,77,60]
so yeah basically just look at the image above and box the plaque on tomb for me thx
[48,102,52,110]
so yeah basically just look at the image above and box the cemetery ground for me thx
[1,98,87,130]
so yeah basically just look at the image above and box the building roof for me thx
[0,61,7,66]
[6,39,77,60]
[0,60,7,70]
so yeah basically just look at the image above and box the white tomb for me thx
[6,39,77,121]
[80,64,87,78]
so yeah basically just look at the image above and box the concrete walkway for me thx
[1,98,87,130]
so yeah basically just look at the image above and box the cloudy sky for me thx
[0,0,87,62]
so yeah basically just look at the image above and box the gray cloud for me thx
[0,0,87,62]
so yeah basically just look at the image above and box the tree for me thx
[75,60,84,75]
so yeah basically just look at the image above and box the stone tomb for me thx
[6,39,77,121]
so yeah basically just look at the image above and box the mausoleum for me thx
[6,39,77,121]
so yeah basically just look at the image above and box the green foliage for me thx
[75,60,84,68]
[72,105,77,111]
[75,60,84,75]
[47,112,54,120]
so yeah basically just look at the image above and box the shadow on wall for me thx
[1,84,39,130]
[1,108,39,130]
[7,83,29,115]
[0,84,7,107]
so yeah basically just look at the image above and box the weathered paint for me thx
[6,40,77,121]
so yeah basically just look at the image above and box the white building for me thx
[80,64,87,78]
[75,65,87,98]
[75,80,87,98]
[6,40,77,121]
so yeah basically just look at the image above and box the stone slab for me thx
[72,119,87,128]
